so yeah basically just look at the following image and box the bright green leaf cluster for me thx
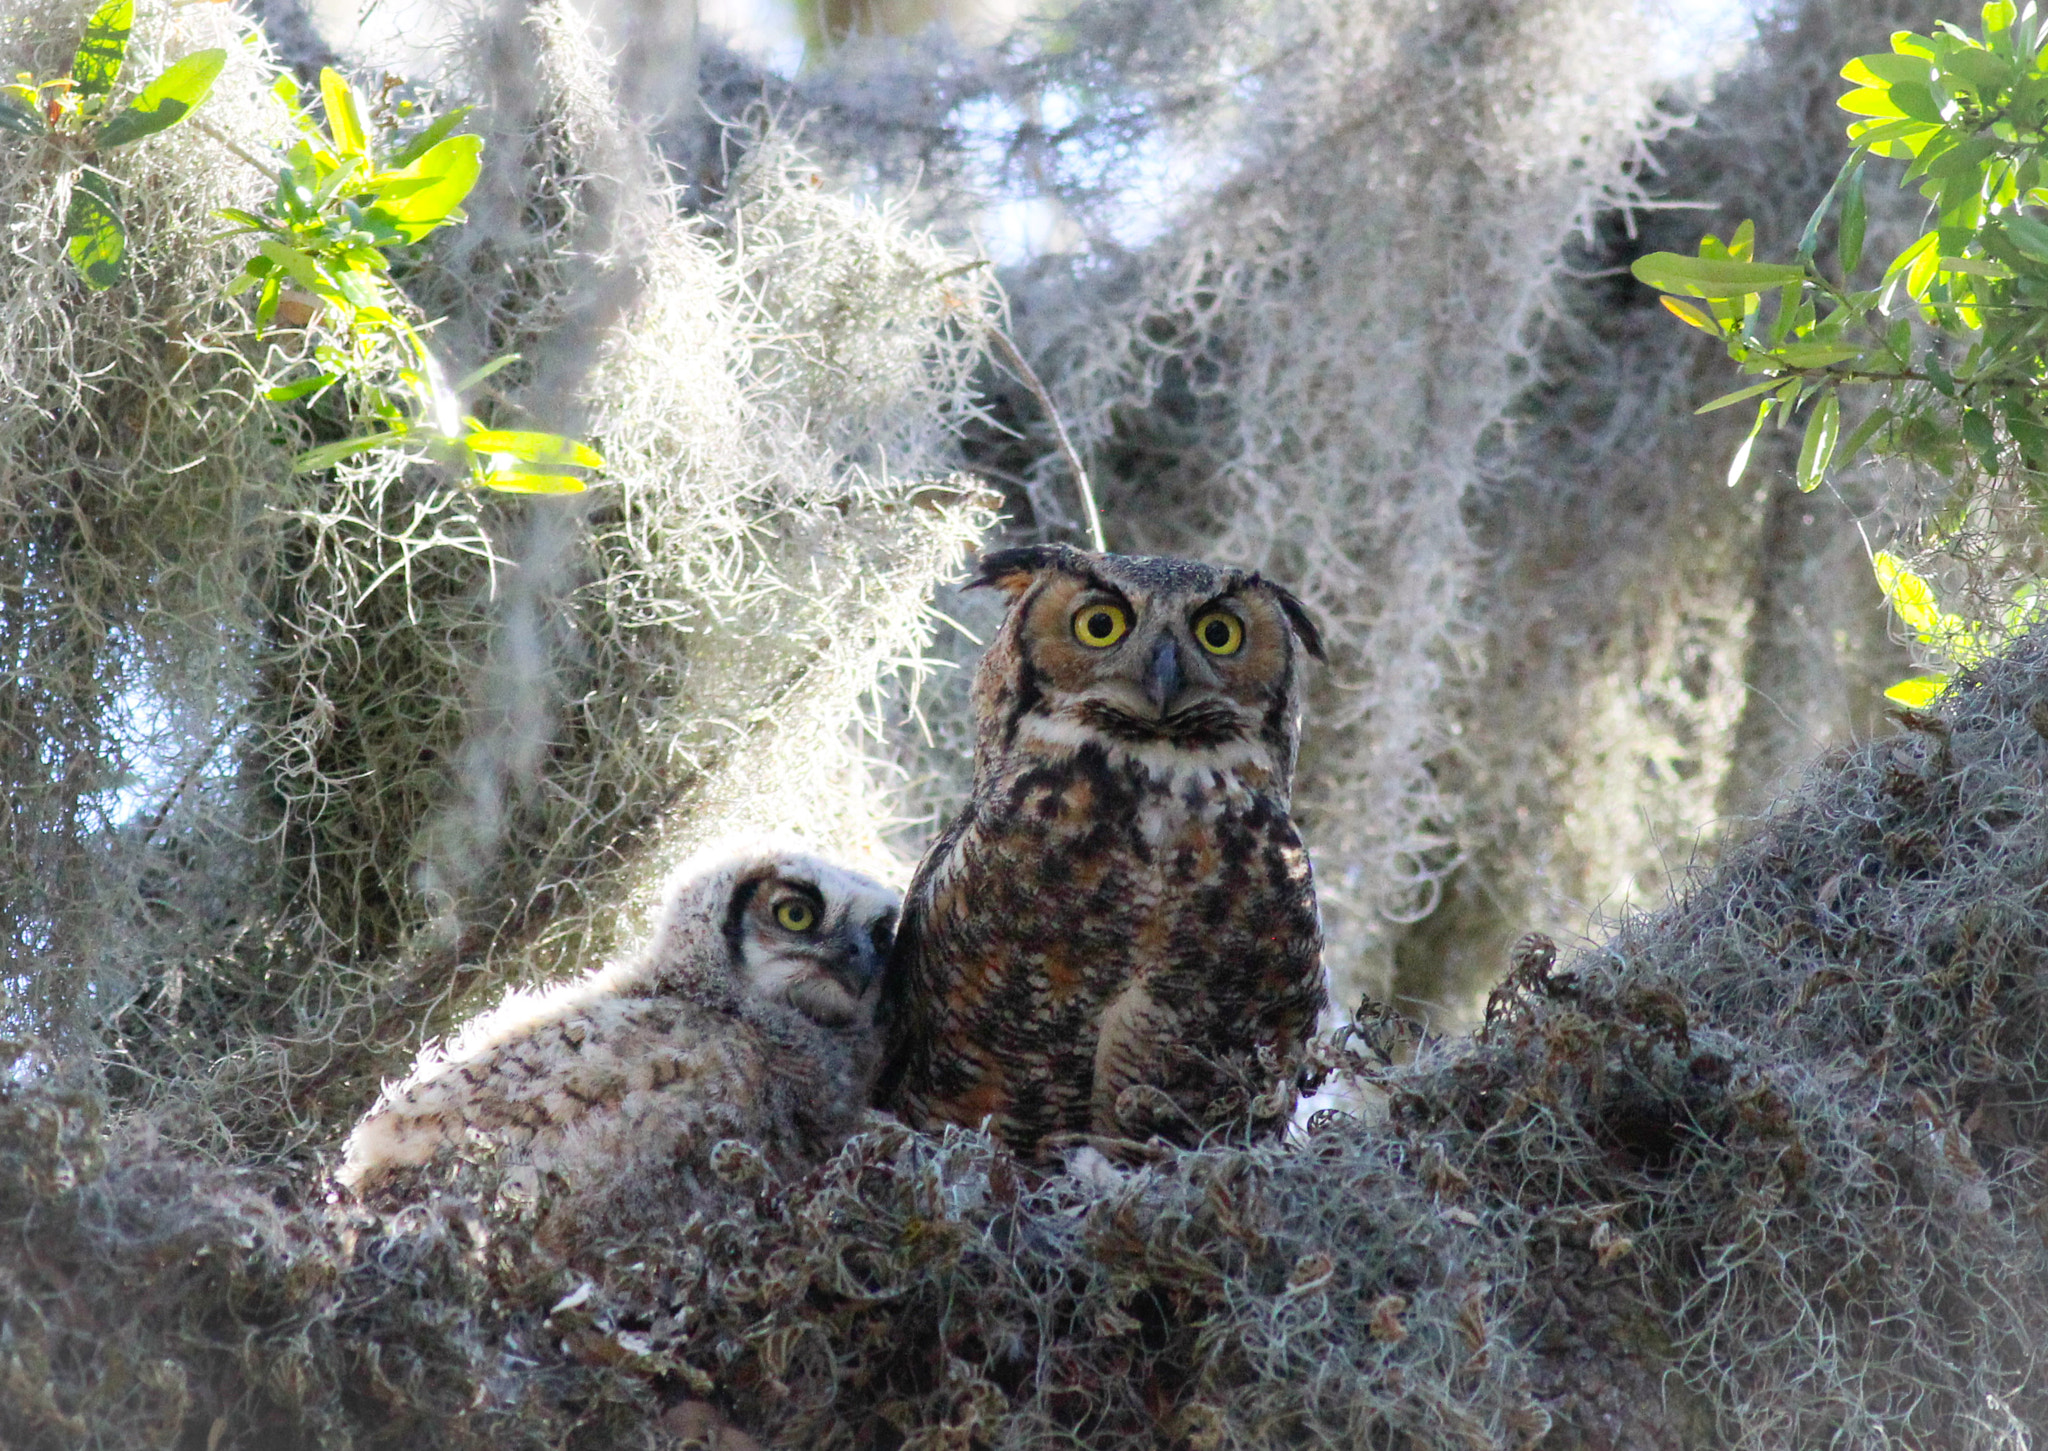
[1631,2,2048,496]
[220,70,479,329]
[1632,2,2048,693]
[1871,551,2042,701]
[0,0,226,289]
[225,70,601,494]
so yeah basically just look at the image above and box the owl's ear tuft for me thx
[1262,580,1327,663]
[967,544,1082,600]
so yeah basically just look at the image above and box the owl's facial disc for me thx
[1044,584,1261,747]
[738,871,893,1029]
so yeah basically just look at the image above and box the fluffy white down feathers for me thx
[337,844,898,1222]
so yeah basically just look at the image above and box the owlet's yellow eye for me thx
[1072,602,1130,648]
[774,899,817,933]
[1192,609,1245,656]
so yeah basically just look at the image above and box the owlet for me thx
[338,843,899,1225]
[876,545,1327,1156]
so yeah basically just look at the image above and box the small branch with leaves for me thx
[0,0,226,288]
[219,69,603,494]
[1630,0,2048,701]
[0,8,603,496]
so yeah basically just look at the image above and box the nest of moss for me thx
[13,627,2048,1449]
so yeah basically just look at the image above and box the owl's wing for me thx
[340,995,696,1189]
[869,880,931,1108]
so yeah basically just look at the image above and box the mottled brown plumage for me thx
[338,843,898,1227]
[877,545,1327,1156]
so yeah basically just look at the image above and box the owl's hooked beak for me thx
[837,923,887,998]
[1143,636,1185,715]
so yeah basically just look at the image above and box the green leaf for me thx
[330,264,391,312]
[1797,390,1841,490]
[293,430,403,471]
[71,0,132,98]
[1775,342,1863,368]
[62,169,125,289]
[216,207,273,231]
[1923,352,1958,398]
[1962,406,1999,469]
[1938,255,2013,278]
[1630,252,1808,298]
[1906,235,1944,300]
[1840,84,1909,118]
[465,427,603,469]
[1768,279,1804,343]
[95,48,224,148]
[1839,162,1866,276]
[254,238,335,298]
[1697,378,1788,415]
[365,134,482,240]
[318,68,367,156]
[1922,135,1993,179]
[454,352,521,391]
[1941,45,2011,91]
[1660,295,1720,333]
[386,104,473,169]
[477,465,590,494]
[1837,405,1894,467]
[1843,52,1934,86]
[1873,552,1955,641]
[1904,129,1960,186]
[2001,212,2048,262]
[1851,118,1941,157]
[1884,673,1950,706]
[1729,399,1771,488]
[309,154,365,208]
[263,371,337,402]
[1848,117,1941,157]
[0,92,42,134]
[2008,413,2048,469]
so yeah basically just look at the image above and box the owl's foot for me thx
[1110,1081,1202,1141]
[1040,1129,1176,1168]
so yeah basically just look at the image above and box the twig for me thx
[986,323,1107,553]
[139,717,237,847]
[192,118,276,180]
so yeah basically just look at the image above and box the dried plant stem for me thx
[191,117,276,179]
[986,322,1106,553]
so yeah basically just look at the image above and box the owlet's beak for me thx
[838,925,886,997]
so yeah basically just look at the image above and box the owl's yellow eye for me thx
[1072,602,1130,648]
[1192,609,1245,656]
[774,898,818,933]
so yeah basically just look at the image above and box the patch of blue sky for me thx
[700,0,810,74]
[1644,0,1766,85]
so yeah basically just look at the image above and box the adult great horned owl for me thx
[876,545,1327,1156]
[338,844,898,1225]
